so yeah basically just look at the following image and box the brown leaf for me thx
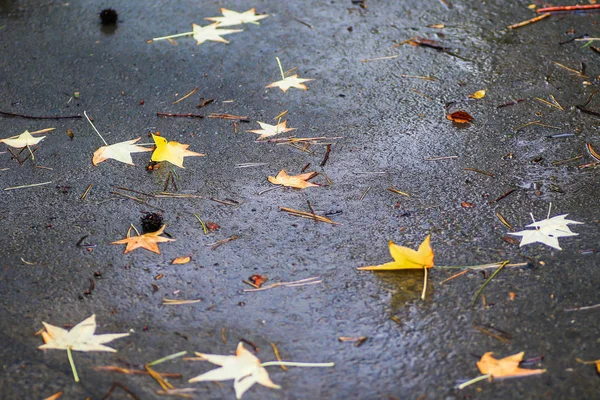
[447,111,473,123]
[249,274,268,288]
[268,169,318,189]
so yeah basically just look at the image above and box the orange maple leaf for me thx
[111,225,174,254]
[357,235,434,270]
[268,170,318,189]
[477,352,546,379]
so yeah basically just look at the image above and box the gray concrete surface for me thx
[1,1,599,399]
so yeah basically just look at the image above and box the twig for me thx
[472,260,509,306]
[538,4,600,13]
[270,343,287,371]
[320,144,332,167]
[464,168,494,177]
[488,188,517,204]
[101,382,140,400]
[80,184,93,200]
[84,111,108,146]
[553,61,589,78]
[424,155,458,161]
[243,276,321,292]
[564,303,600,312]
[279,206,341,225]
[474,325,511,344]
[292,17,313,29]
[387,187,410,197]
[0,110,81,119]
[206,235,239,250]
[208,113,249,122]
[359,186,371,201]
[4,181,53,191]
[399,74,438,81]
[360,55,399,62]
[173,87,198,105]
[193,214,208,235]
[507,13,550,30]
[157,112,204,119]
[94,366,182,378]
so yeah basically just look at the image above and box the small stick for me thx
[279,206,341,225]
[564,303,600,312]
[360,55,399,62]
[495,212,512,229]
[4,181,53,191]
[387,187,410,197]
[439,269,471,284]
[551,155,583,166]
[196,98,214,108]
[84,111,108,146]
[320,144,332,167]
[538,4,600,13]
[0,110,81,119]
[206,235,239,250]
[156,112,204,119]
[80,184,93,200]
[399,74,438,81]
[507,13,550,30]
[270,343,287,371]
[577,105,600,118]
[553,61,589,78]
[587,143,600,161]
[101,382,141,400]
[173,87,198,105]
[152,31,193,42]
[306,200,318,224]
[489,188,517,204]
[221,328,227,344]
[464,168,494,177]
[472,260,509,306]
[535,97,563,111]
[474,325,511,344]
[95,366,181,378]
[274,110,289,120]
[193,214,208,235]
[208,113,249,121]
[243,276,322,292]
[424,155,458,161]
[292,17,313,29]
[359,186,371,201]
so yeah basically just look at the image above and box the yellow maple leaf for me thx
[477,352,546,379]
[357,235,434,270]
[268,170,318,189]
[111,225,175,254]
[468,89,486,99]
[151,134,204,168]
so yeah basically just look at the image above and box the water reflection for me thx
[370,270,431,315]
[0,0,16,14]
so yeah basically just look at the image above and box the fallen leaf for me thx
[248,274,268,287]
[266,74,314,92]
[151,134,204,168]
[111,224,175,254]
[468,90,487,99]
[247,120,296,140]
[192,23,243,44]
[477,352,546,379]
[508,214,583,250]
[446,111,473,123]
[172,256,191,265]
[43,392,63,400]
[189,342,281,399]
[205,8,269,27]
[92,137,152,166]
[268,170,318,189]
[0,130,46,148]
[357,235,434,270]
[39,314,129,352]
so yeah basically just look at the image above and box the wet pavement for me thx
[1,1,599,399]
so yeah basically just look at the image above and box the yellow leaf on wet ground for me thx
[151,134,204,168]
[477,352,546,379]
[357,235,434,270]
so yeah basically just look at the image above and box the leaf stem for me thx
[471,260,509,306]
[67,347,80,382]
[147,351,188,366]
[260,361,335,368]
[152,31,194,41]
[84,111,107,146]
[275,57,285,80]
[421,267,428,300]
[457,373,490,389]
[193,213,208,235]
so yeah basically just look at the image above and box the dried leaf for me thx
[446,111,473,123]
[191,23,243,44]
[172,256,191,265]
[477,352,546,379]
[266,74,314,92]
[248,274,268,288]
[205,8,269,27]
[268,170,318,189]
[357,235,434,270]
[468,90,487,99]
[92,137,152,166]
[247,120,296,140]
[111,224,175,254]
[151,134,204,168]
[0,130,46,148]
[39,315,128,352]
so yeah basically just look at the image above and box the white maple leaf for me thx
[246,120,296,140]
[0,130,46,148]
[92,137,152,166]
[189,342,280,399]
[266,74,314,92]
[192,23,243,44]
[508,213,583,250]
[205,8,269,27]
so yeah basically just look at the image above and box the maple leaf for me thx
[92,137,152,166]
[0,130,46,148]
[508,214,582,250]
[192,23,243,44]
[357,235,434,270]
[268,170,318,189]
[189,342,280,399]
[39,314,129,382]
[247,120,296,140]
[468,89,486,99]
[151,134,204,168]
[205,8,269,27]
[477,352,546,379]
[111,224,175,254]
[266,74,314,92]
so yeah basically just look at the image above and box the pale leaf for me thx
[0,130,45,148]
[92,137,152,166]
[247,120,295,140]
[192,23,243,45]
[266,74,314,92]
[508,214,583,250]
[205,8,269,27]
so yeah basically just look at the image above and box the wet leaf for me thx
[247,120,296,140]
[205,8,269,27]
[189,342,280,399]
[248,274,268,287]
[111,224,175,254]
[151,134,205,168]
[172,256,191,264]
[266,74,314,92]
[508,214,583,250]
[92,137,152,166]
[446,111,473,123]
[39,314,129,352]
[357,235,434,270]
[0,130,47,148]
[477,352,546,379]
[191,23,243,44]
[468,89,487,99]
[268,170,318,189]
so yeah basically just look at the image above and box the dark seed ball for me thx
[99,8,118,25]
[141,212,164,233]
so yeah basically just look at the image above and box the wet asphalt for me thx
[0,1,599,399]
